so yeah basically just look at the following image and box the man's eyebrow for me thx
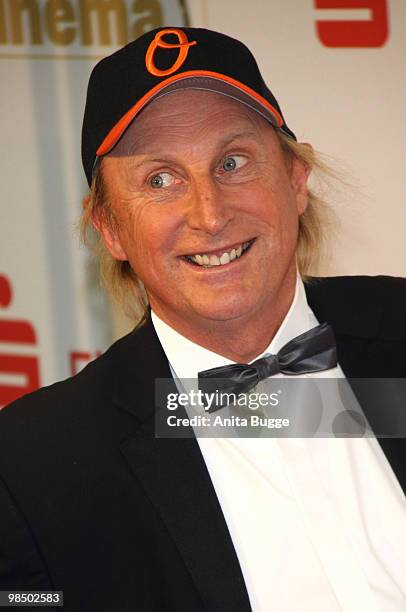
[217,130,258,149]
[126,156,176,171]
[121,130,259,171]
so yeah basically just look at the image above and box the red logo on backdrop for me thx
[0,275,102,408]
[0,274,40,407]
[145,28,197,77]
[315,0,389,47]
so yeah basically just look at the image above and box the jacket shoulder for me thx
[2,330,121,410]
[305,275,406,339]
[0,329,139,457]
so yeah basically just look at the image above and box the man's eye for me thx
[221,155,246,172]
[150,172,174,189]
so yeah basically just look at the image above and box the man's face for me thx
[99,91,309,330]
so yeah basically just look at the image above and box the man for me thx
[0,27,405,612]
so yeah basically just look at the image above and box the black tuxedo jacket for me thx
[0,276,405,612]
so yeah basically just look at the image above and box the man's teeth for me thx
[187,242,250,267]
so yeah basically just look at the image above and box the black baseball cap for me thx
[82,27,296,186]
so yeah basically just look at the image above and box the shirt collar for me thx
[151,272,317,380]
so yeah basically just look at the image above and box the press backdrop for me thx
[1,0,405,406]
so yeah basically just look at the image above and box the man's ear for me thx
[91,208,128,261]
[290,145,312,215]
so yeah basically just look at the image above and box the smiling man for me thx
[98,89,309,362]
[0,27,405,612]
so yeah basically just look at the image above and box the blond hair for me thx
[80,131,334,324]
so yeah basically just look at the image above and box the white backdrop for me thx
[1,0,405,406]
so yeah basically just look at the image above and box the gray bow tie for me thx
[198,323,337,412]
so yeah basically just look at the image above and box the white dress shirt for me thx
[151,275,406,611]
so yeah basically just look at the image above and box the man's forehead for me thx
[106,90,271,159]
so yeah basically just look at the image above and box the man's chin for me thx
[190,299,258,324]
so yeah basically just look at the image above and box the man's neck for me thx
[150,272,297,363]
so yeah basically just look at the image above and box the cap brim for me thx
[96,70,289,158]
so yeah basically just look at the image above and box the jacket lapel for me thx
[113,320,252,612]
[305,278,406,495]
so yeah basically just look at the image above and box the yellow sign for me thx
[0,0,189,59]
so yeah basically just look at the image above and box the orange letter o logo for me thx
[145,28,197,78]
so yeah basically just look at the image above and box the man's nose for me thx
[185,177,233,235]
